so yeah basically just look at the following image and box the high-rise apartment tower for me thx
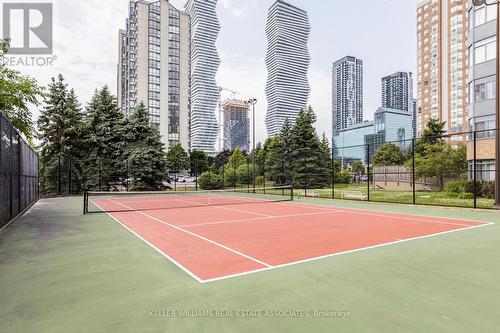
[118,0,190,150]
[381,71,416,137]
[185,0,220,155]
[265,0,310,137]
[332,56,364,137]
[416,0,468,141]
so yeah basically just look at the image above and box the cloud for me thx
[219,0,250,18]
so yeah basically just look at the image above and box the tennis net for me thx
[83,185,294,214]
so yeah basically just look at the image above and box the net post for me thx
[290,184,294,202]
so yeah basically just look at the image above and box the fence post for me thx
[222,164,225,190]
[17,133,21,213]
[174,170,177,191]
[331,147,335,200]
[473,131,477,209]
[126,160,129,192]
[9,126,13,219]
[252,151,256,193]
[412,138,416,205]
[233,162,237,189]
[98,159,102,192]
[195,160,198,191]
[303,153,307,197]
[208,168,211,188]
[68,156,72,195]
[366,144,370,202]
[247,159,250,193]
[58,154,61,196]
[263,163,266,194]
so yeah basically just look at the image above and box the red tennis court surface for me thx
[92,194,492,283]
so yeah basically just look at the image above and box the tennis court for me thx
[85,187,492,283]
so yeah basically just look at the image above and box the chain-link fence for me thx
[333,129,497,209]
[41,129,499,209]
[0,113,39,229]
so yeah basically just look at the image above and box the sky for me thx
[6,0,417,145]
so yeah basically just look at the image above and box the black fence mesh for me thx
[41,129,499,210]
[0,113,39,229]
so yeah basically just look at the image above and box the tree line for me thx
[197,107,337,190]
[371,119,467,190]
[37,75,209,194]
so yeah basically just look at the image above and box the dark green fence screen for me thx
[0,113,39,229]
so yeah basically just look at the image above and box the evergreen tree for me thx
[264,120,295,185]
[125,102,168,191]
[37,75,84,195]
[189,149,208,176]
[166,144,190,172]
[83,86,127,190]
[416,118,447,154]
[320,133,333,182]
[290,107,329,188]
[265,135,286,185]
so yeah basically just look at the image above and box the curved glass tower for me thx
[265,0,310,137]
[185,0,220,155]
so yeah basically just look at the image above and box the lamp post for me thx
[247,98,257,190]
[472,0,500,208]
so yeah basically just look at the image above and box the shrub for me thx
[444,179,467,195]
[198,171,222,190]
[335,170,351,184]
[255,176,265,187]
[479,181,495,199]
[237,164,252,185]
[224,167,238,187]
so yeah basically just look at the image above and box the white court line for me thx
[172,197,274,218]
[284,200,494,226]
[109,199,272,268]
[91,200,203,283]
[180,210,340,228]
[90,199,495,284]
[200,221,495,284]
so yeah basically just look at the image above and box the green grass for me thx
[298,184,495,209]
[1,197,499,332]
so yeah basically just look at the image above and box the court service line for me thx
[323,209,477,228]
[172,198,274,218]
[91,200,204,283]
[109,199,273,268]
[180,210,341,228]
[283,200,493,225]
[200,221,495,284]
[262,200,487,227]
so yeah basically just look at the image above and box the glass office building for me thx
[334,107,413,163]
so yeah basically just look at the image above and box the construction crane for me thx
[217,87,240,151]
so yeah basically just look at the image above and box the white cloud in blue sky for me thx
[11,0,416,144]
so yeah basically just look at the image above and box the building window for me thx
[469,160,495,181]
[474,81,496,102]
[474,37,496,64]
[474,5,497,27]
[475,115,496,139]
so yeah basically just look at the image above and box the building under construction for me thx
[222,99,250,152]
